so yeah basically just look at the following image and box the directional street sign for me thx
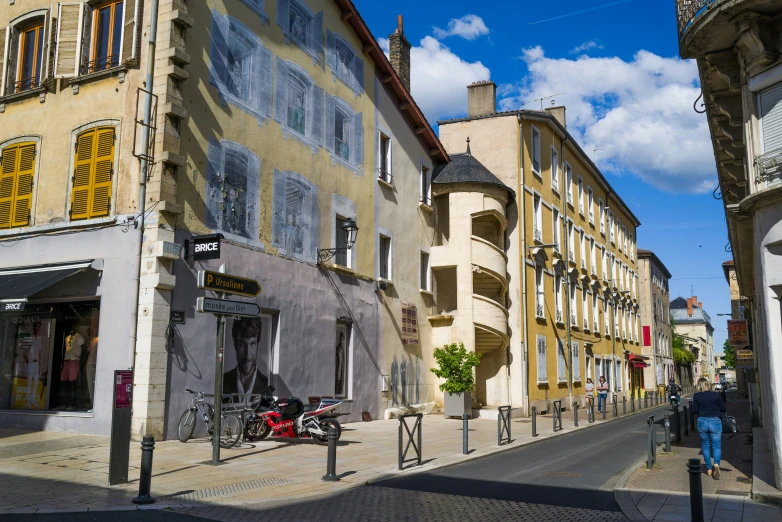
[197,297,260,317]
[197,270,261,298]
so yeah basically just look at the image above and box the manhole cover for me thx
[158,477,292,501]
[544,471,581,477]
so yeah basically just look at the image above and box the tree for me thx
[430,342,482,394]
[723,339,736,369]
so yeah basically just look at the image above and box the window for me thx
[335,215,352,268]
[0,141,35,228]
[335,323,351,397]
[604,298,610,335]
[573,341,580,382]
[602,246,607,279]
[615,360,622,391]
[14,20,45,92]
[590,238,596,272]
[533,195,542,242]
[87,0,124,73]
[531,126,541,174]
[566,164,573,205]
[325,96,363,169]
[275,58,323,149]
[206,139,262,243]
[420,164,431,205]
[420,251,430,291]
[552,209,560,252]
[759,82,782,185]
[378,133,391,183]
[567,220,575,261]
[557,339,566,383]
[609,210,615,243]
[535,267,545,318]
[582,288,589,330]
[592,292,599,332]
[622,225,627,254]
[555,275,563,323]
[587,188,594,224]
[570,284,577,326]
[379,235,391,280]
[536,335,547,383]
[70,126,115,221]
[577,177,584,215]
[276,0,324,62]
[599,199,605,234]
[551,147,559,191]
[579,230,585,269]
[270,169,317,262]
[326,30,364,93]
[210,13,274,123]
[629,236,634,260]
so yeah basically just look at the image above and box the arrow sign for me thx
[197,270,261,298]
[197,297,260,317]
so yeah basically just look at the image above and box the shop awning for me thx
[0,261,95,300]
[632,362,649,368]
[627,354,650,361]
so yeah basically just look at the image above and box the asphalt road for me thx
[376,402,681,512]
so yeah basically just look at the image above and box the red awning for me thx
[628,354,650,361]
[632,362,648,368]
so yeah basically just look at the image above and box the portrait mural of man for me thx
[223,315,274,397]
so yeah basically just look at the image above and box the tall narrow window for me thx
[582,288,589,330]
[420,251,430,291]
[16,21,45,92]
[570,284,577,327]
[604,298,610,336]
[533,195,542,242]
[0,142,36,228]
[89,0,124,72]
[420,165,431,205]
[590,238,596,272]
[609,211,615,243]
[378,133,391,183]
[70,127,114,220]
[553,209,560,252]
[557,339,566,383]
[602,246,607,279]
[555,275,563,323]
[551,147,559,191]
[577,177,584,215]
[587,187,594,224]
[567,220,575,261]
[335,323,351,397]
[573,341,581,382]
[379,235,391,280]
[599,199,605,234]
[335,215,351,267]
[566,164,573,205]
[592,292,599,332]
[531,126,541,174]
[536,267,545,318]
[536,335,547,383]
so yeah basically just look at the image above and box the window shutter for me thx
[258,45,274,118]
[90,127,114,218]
[274,57,288,124]
[4,27,19,94]
[325,29,336,71]
[11,143,35,227]
[55,3,83,78]
[557,339,566,382]
[0,27,7,96]
[760,82,782,154]
[572,342,580,382]
[308,11,323,55]
[43,10,57,82]
[204,138,223,230]
[209,11,229,90]
[351,54,364,92]
[121,0,140,63]
[324,95,335,153]
[311,84,323,146]
[71,131,94,220]
[271,169,286,247]
[276,0,290,31]
[0,145,18,228]
[352,112,363,165]
[537,337,547,382]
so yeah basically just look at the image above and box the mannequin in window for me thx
[60,328,85,410]
[86,327,98,413]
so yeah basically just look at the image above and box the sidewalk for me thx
[0,399,659,514]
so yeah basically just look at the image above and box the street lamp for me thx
[317,218,359,265]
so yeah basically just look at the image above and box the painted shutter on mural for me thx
[352,112,363,165]
[325,30,336,71]
[274,58,288,125]
[204,138,223,230]
[55,3,82,78]
[308,11,323,55]
[258,46,273,118]
[557,340,566,382]
[71,131,95,220]
[324,95,335,153]
[760,82,782,156]
[351,54,364,92]
[271,169,286,247]
[276,0,290,31]
[537,336,547,383]
[210,12,229,89]
[91,128,114,218]
[572,341,580,382]
[311,85,323,146]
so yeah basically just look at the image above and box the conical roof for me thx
[432,138,514,197]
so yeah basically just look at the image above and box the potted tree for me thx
[430,342,482,418]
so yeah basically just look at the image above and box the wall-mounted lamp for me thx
[317,218,359,265]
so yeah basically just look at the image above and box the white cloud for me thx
[432,15,489,40]
[500,47,715,193]
[379,36,490,122]
[570,40,604,54]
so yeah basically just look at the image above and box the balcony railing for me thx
[81,54,120,75]
[676,0,715,37]
[756,148,782,185]
[377,168,393,185]
[9,75,40,94]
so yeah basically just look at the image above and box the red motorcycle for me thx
[244,387,344,445]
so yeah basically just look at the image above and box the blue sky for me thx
[356,0,731,351]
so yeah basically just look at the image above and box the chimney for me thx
[687,298,693,317]
[388,15,411,92]
[545,105,566,128]
[467,80,496,117]
[698,302,702,310]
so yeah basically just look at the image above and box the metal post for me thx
[322,427,339,481]
[212,313,226,464]
[462,414,468,455]
[684,406,689,436]
[689,399,695,431]
[574,403,579,426]
[688,458,705,522]
[531,406,537,437]
[664,414,671,452]
[645,394,648,409]
[613,395,618,417]
[132,436,156,504]
[647,415,655,469]
[623,395,626,414]
[673,404,681,444]
[602,405,606,420]
[631,394,635,412]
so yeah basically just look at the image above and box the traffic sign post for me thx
[198,271,261,298]
[197,297,261,317]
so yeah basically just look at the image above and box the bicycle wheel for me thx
[220,413,242,448]
[177,409,197,443]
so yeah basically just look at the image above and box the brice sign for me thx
[185,234,223,261]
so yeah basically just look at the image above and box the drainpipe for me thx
[560,134,573,403]
[129,0,160,371]
[518,116,529,415]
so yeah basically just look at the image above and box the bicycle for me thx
[177,389,242,448]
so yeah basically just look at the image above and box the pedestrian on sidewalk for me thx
[692,377,726,479]
[585,378,595,410]
[597,376,608,413]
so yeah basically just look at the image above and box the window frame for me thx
[535,265,545,318]
[550,145,559,192]
[555,275,563,323]
[577,176,584,215]
[275,58,323,151]
[325,95,363,171]
[587,187,594,224]
[66,120,120,223]
[15,20,45,93]
[420,250,431,292]
[87,0,125,74]
[326,29,364,94]
[377,132,392,184]
[379,234,392,281]
[581,286,589,330]
[565,163,573,206]
[531,125,541,176]
[557,339,567,383]
[277,0,324,65]
[0,136,40,230]
[533,194,542,243]
[598,199,605,234]
[536,334,548,384]
[420,163,432,206]
[552,208,560,253]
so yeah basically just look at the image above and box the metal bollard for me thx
[589,402,594,423]
[463,414,469,455]
[132,436,156,505]
[613,395,618,417]
[574,403,579,426]
[623,395,627,414]
[647,415,656,469]
[673,405,682,444]
[532,406,538,437]
[688,458,705,522]
[684,406,689,436]
[631,395,635,412]
[664,414,671,452]
[645,394,648,409]
[322,427,340,481]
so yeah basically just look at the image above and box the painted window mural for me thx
[272,169,319,262]
[324,95,363,169]
[275,58,324,151]
[210,11,274,124]
[326,30,364,94]
[276,0,323,64]
[239,0,270,24]
[205,139,261,243]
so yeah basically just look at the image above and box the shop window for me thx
[276,0,323,64]
[326,30,364,93]
[271,169,318,263]
[0,300,100,412]
[0,141,36,228]
[324,95,363,169]
[70,126,115,221]
[335,323,351,398]
[275,58,323,150]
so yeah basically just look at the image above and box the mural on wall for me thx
[277,0,324,65]
[210,11,274,125]
[325,95,363,171]
[275,58,324,152]
[326,30,364,95]
[272,169,319,262]
[239,0,270,24]
[205,139,261,244]
[390,353,423,407]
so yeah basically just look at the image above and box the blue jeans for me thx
[697,417,722,469]
[597,392,607,412]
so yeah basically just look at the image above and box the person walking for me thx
[692,377,726,479]
[585,378,595,412]
[597,376,609,413]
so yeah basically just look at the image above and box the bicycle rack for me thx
[552,400,563,432]
[398,413,423,470]
[498,406,511,446]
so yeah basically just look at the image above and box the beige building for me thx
[671,297,715,385]
[637,249,673,389]
[437,82,643,415]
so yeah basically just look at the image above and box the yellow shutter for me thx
[71,127,115,220]
[91,127,114,218]
[12,143,35,227]
[71,130,94,220]
[0,145,17,228]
